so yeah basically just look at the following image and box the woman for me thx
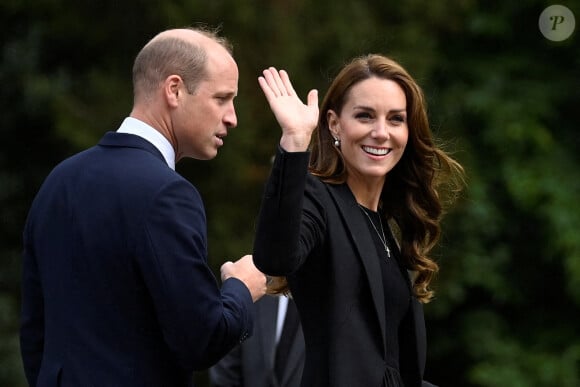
[253,54,464,387]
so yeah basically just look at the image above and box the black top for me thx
[359,206,411,387]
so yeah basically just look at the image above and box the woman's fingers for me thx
[258,66,319,150]
[278,69,297,96]
[260,67,295,97]
[258,76,275,101]
[307,89,319,108]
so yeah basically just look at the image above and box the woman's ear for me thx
[327,110,340,137]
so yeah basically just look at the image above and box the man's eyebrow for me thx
[216,91,237,98]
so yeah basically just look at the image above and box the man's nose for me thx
[225,106,237,128]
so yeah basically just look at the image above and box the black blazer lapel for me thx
[326,183,427,386]
[325,183,387,356]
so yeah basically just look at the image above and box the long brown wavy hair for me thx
[268,54,464,303]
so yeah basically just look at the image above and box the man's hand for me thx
[221,254,267,302]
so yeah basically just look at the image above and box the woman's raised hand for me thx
[258,67,319,152]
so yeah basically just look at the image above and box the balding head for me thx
[132,27,233,103]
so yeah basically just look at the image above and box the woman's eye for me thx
[355,112,372,120]
[390,115,406,124]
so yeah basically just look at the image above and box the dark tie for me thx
[275,298,299,383]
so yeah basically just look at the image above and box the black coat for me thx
[254,149,435,387]
[210,296,305,387]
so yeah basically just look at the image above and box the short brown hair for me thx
[132,27,232,100]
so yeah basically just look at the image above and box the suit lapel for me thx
[326,183,387,356]
[257,297,279,371]
[276,298,305,387]
[280,321,305,386]
[265,296,305,387]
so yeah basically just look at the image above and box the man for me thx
[20,27,266,387]
[210,295,305,387]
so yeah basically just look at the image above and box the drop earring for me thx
[334,138,340,147]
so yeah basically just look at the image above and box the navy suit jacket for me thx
[209,296,305,387]
[20,132,254,386]
[253,149,437,387]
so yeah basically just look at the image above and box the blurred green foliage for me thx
[1,0,579,386]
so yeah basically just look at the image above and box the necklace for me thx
[357,204,391,258]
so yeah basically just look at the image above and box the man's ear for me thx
[327,110,340,137]
[164,75,182,108]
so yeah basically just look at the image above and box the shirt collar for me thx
[116,117,176,170]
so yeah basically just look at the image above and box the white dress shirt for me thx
[117,117,176,170]
[275,296,289,345]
